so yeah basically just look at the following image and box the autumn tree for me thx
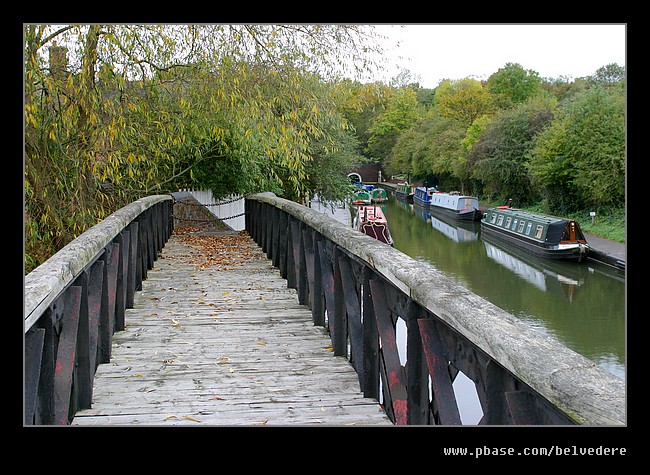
[433,78,493,128]
[24,24,384,271]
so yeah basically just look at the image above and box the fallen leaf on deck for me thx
[181,415,202,422]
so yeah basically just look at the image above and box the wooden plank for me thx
[72,234,391,426]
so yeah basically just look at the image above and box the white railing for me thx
[179,189,245,231]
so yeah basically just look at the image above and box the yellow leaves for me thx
[163,414,202,423]
[182,415,202,422]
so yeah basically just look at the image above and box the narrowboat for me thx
[353,204,394,246]
[351,188,371,205]
[370,187,388,203]
[480,207,589,261]
[351,183,387,205]
[395,182,416,203]
[428,191,482,221]
[413,186,437,207]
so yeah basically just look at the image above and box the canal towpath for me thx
[583,233,625,269]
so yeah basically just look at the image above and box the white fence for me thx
[180,189,246,231]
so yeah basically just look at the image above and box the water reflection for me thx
[385,195,625,380]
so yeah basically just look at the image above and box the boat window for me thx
[511,218,518,230]
[535,225,544,239]
[497,215,504,226]
[505,217,512,228]
[517,221,525,232]
[490,213,497,223]
[526,223,532,235]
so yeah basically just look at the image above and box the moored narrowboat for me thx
[351,182,387,204]
[480,207,589,261]
[395,182,416,203]
[429,191,482,221]
[353,204,394,246]
[413,186,437,207]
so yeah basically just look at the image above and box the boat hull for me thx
[481,222,589,261]
[395,190,414,203]
[429,204,482,221]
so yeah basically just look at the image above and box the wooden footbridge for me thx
[24,193,625,426]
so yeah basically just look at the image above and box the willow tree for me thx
[24,24,384,271]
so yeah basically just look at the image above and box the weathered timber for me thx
[71,235,392,426]
[246,193,625,426]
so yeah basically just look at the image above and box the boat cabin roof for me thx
[485,207,567,224]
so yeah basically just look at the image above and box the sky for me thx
[367,24,626,88]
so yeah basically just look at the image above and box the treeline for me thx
[350,63,625,213]
[24,25,625,273]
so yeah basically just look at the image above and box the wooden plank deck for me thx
[72,231,392,426]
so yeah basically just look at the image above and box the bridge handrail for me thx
[24,194,173,425]
[246,192,625,425]
[24,195,172,332]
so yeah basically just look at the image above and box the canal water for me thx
[382,195,626,381]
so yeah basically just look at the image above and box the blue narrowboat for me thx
[413,186,437,207]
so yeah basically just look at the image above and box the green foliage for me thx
[388,111,468,190]
[469,96,555,204]
[486,62,543,105]
[367,87,422,161]
[528,83,625,211]
[384,61,624,222]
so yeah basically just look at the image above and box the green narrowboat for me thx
[480,207,590,261]
[395,182,416,203]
